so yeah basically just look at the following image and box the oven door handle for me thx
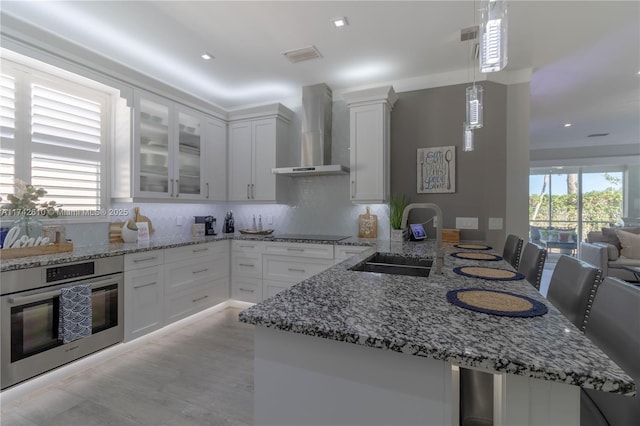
[7,276,122,305]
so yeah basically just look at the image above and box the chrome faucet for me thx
[400,203,443,274]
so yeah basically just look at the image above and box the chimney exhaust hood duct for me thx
[272,83,349,176]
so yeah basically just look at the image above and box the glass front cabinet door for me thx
[133,92,205,199]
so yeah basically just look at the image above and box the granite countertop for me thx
[239,240,636,396]
[0,234,376,272]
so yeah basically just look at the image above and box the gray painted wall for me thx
[390,81,509,248]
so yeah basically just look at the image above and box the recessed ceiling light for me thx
[563,123,572,128]
[331,17,349,28]
[201,52,213,60]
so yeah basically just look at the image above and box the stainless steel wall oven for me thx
[1,256,124,390]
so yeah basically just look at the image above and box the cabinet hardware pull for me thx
[239,288,255,293]
[351,180,355,198]
[238,244,254,248]
[251,183,255,199]
[134,281,157,289]
[192,268,209,274]
[175,179,179,197]
[286,247,304,252]
[133,256,158,263]
[247,184,250,199]
[239,263,254,267]
[192,295,209,303]
[192,247,209,253]
[170,178,175,197]
[288,268,306,273]
[206,182,210,199]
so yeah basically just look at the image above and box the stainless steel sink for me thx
[350,253,432,277]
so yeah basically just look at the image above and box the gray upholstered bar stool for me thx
[517,242,547,290]
[502,234,523,269]
[580,277,640,425]
[546,255,601,331]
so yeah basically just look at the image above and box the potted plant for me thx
[389,195,409,242]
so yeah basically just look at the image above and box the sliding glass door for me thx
[529,166,624,256]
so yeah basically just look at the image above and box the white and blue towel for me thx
[58,284,92,344]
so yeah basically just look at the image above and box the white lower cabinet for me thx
[163,241,230,325]
[124,250,165,342]
[231,240,265,302]
[334,245,372,263]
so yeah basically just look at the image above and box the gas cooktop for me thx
[268,234,350,242]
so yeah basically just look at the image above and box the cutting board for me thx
[134,207,154,233]
[109,222,124,243]
[358,206,378,238]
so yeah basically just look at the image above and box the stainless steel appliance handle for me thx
[7,276,121,305]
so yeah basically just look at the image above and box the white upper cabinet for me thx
[227,104,293,203]
[343,86,397,204]
[113,89,226,201]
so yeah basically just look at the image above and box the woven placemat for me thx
[453,266,525,281]
[446,288,548,317]
[454,243,492,250]
[450,252,503,261]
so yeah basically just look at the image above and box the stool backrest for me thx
[517,242,547,290]
[502,234,523,269]
[582,277,640,425]
[546,255,601,331]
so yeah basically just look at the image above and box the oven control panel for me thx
[46,262,95,283]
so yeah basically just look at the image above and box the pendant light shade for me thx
[463,123,474,152]
[480,0,508,73]
[466,85,483,129]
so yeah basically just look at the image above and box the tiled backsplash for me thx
[62,177,389,246]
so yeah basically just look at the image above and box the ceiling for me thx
[1,1,639,152]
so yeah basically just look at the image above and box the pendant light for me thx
[480,0,508,73]
[463,123,474,152]
[466,84,483,129]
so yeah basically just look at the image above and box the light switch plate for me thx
[176,216,184,226]
[488,217,503,230]
[455,217,478,229]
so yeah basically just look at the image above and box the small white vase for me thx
[390,229,405,242]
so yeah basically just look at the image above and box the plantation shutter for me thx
[0,74,16,199]
[30,81,105,211]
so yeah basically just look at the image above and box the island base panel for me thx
[253,326,454,426]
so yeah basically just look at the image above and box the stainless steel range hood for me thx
[272,83,349,177]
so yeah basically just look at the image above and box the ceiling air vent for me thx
[587,132,610,138]
[282,45,322,63]
[461,26,479,42]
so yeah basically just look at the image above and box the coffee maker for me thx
[223,211,235,234]
[194,216,217,236]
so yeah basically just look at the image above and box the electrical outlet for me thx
[432,216,438,228]
[176,216,184,226]
[488,217,503,230]
[267,215,273,225]
[455,217,478,230]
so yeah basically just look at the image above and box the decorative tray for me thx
[0,242,74,260]
[238,229,274,235]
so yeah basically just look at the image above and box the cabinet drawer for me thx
[264,242,334,259]
[165,241,226,263]
[124,265,164,341]
[231,252,262,278]
[232,240,265,254]
[232,277,262,303]
[263,279,295,300]
[164,281,219,324]
[335,245,372,261]
[164,255,228,294]
[125,250,164,271]
[263,255,333,283]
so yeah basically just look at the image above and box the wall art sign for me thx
[417,146,456,193]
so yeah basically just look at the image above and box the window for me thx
[1,54,113,213]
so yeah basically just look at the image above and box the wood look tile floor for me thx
[0,308,254,426]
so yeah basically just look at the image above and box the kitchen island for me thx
[239,240,635,426]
